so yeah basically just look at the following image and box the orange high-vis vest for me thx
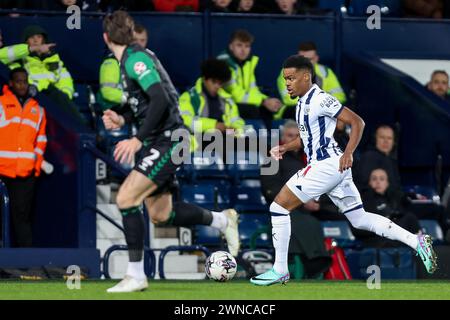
[0,85,47,178]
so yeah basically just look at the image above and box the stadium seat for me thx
[194,225,222,247]
[244,119,266,132]
[318,0,345,11]
[321,221,356,247]
[238,213,271,249]
[419,220,444,244]
[403,185,439,202]
[228,151,264,182]
[232,182,268,212]
[180,182,218,210]
[184,152,227,182]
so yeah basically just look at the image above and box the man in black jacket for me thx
[354,125,401,191]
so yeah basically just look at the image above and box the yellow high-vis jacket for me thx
[217,51,267,107]
[0,43,74,99]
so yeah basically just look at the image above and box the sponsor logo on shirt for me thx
[134,61,147,75]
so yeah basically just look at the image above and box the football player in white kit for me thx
[250,55,437,286]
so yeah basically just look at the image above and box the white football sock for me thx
[270,202,291,275]
[345,208,419,250]
[126,260,146,280]
[210,211,228,233]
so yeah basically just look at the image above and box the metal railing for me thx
[0,179,10,248]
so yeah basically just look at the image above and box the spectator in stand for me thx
[153,0,199,12]
[403,0,445,19]
[0,68,47,247]
[353,168,421,247]
[0,25,74,100]
[217,29,282,129]
[427,70,450,103]
[354,125,401,192]
[233,0,258,13]
[179,58,245,152]
[274,0,319,15]
[209,0,233,12]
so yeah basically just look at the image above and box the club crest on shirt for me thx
[304,107,310,115]
[31,108,37,114]
[133,61,147,75]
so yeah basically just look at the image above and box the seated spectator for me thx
[276,41,346,119]
[354,125,401,192]
[427,70,450,103]
[153,0,199,12]
[0,68,47,247]
[354,168,421,247]
[179,58,245,151]
[0,25,74,99]
[209,0,233,12]
[218,29,282,129]
[274,0,319,15]
[403,0,445,19]
[233,0,258,13]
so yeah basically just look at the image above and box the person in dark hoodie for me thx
[354,124,401,192]
[354,168,421,247]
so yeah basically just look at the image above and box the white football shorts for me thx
[285,156,363,213]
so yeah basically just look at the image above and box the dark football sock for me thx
[120,206,145,262]
[169,202,213,226]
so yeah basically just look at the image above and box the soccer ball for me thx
[205,251,237,282]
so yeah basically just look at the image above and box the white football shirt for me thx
[295,84,344,163]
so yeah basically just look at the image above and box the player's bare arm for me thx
[336,107,365,172]
[270,136,301,160]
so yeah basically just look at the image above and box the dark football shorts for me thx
[134,136,180,197]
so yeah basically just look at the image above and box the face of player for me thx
[428,73,449,98]
[298,50,319,65]
[134,31,148,49]
[375,127,394,155]
[283,67,311,98]
[26,34,45,47]
[281,126,300,144]
[239,0,254,11]
[10,71,29,98]
[369,169,389,195]
[203,78,223,97]
[229,40,251,62]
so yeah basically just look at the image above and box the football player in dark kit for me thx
[102,11,239,293]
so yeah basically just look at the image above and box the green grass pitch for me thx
[0,280,450,300]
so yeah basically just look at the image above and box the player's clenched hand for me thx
[102,109,123,130]
[270,145,287,160]
[339,152,353,173]
[114,137,142,164]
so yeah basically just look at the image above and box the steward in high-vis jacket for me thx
[0,25,74,99]
[0,68,47,247]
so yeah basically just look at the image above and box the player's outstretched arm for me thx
[270,137,301,160]
[336,107,365,172]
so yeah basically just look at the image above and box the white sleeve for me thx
[317,93,344,118]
